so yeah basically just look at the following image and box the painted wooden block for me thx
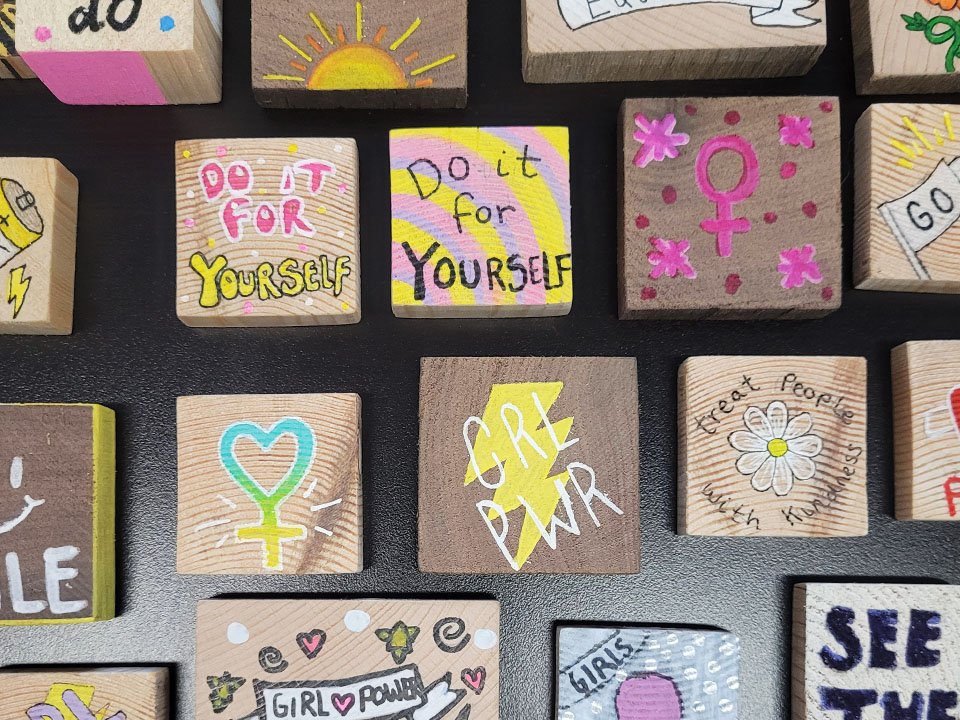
[176,394,362,575]
[175,138,360,327]
[196,599,499,720]
[1,1,36,78]
[892,341,960,521]
[794,583,960,720]
[252,0,467,110]
[419,357,640,574]
[0,667,168,719]
[391,127,572,318]
[0,403,115,625]
[619,97,841,320]
[557,626,741,720]
[15,0,222,105]
[679,356,868,537]
[0,157,77,335]
[851,0,960,94]
[854,104,960,293]
[522,0,825,83]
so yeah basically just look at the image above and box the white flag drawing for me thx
[557,0,820,30]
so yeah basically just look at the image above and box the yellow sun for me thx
[264,2,458,91]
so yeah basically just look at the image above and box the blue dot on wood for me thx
[160,16,176,32]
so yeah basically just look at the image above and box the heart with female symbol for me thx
[219,417,316,570]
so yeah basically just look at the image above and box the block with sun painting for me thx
[252,0,467,110]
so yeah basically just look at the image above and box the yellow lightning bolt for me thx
[44,683,111,720]
[7,265,31,319]
[465,382,575,569]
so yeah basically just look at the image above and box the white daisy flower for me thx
[728,401,823,497]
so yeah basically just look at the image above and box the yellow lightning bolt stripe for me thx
[44,683,110,720]
[7,265,30,319]
[466,382,575,569]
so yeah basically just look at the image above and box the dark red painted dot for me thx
[764,212,778,224]
[635,214,650,230]
[780,161,797,179]
[724,111,741,125]
[685,104,697,116]
[803,201,818,218]
[641,287,658,301]
[662,185,677,204]
[820,101,834,113]
[725,274,742,295]
[822,287,834,301]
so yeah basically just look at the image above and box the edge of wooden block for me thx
[852,105,877,290]
[891,342,914,521]
[791,583,808,720]
[677,358,691,536]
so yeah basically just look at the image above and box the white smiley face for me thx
[0,456,45,535]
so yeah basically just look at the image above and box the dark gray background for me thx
[1,0,959,718]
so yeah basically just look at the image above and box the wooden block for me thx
[522,0,825,83]
[854,104,960,293]
[252,0,467,110]
[679,356,868,537]
[418,357,640,574]
[851,0,960,94]
[0,403,115,625]
[557,626,741,719]
[1,1,37,79]
[196,599,499,720]
[793,583,960,720]
[0,667,168,719]
[0,157,77,335]
[391,128,572,318]
[175,138,360,327]
[892,341,960,521]
[619,97,842,320]
[176,394,362,575]
[15,0,222,105]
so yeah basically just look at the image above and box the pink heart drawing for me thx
[461,667,486,695]
[615,673,683,720]
[331,693,355,716]
[950,386,960,439]
[296,629,327,659]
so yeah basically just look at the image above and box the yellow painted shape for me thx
[0,179,43,249]
[307,44,407,90]
[44,684,110,720]
[390,220,481,307]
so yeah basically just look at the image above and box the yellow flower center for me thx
[767,438,788,458]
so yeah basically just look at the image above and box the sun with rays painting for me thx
[263,2,459,91]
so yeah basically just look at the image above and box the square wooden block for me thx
[175,138,360,327]
[176,394,362,575]
[855,104,960,293]
[794,583,960,720]
[0,404,115,625]
[1,1,36,78]
[16,0,221,105]
[419,357,640,574]
[679,356,868,537]
[522,0,825,83]
[252,0,467,109]
[851,0,960,94]
[196,599,499,720]
[0,157,77,335]
[557,627,740,719]
[893,341,960,520]
[0,668,168,719]
[619,97,842,319]
[391,127,572,318]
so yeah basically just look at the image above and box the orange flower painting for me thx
[928,0,960,11]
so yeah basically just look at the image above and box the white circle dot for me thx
[726,676,740,690]
[305,297,314,306]
[683,667,698,681]
[344,610,370,633]
[644,658,658,672]
[474,629,497,650]
[708,660,722,673]
[660,649,672,660]
[186,190,195,199]
[719,699,734,713]
[334,144,343,153]
[227,622,249,644]
[703,681,718,695]
[693,702,705,713]
[257,157,265,164]
[666,633,679,646]
[683,645,696,658]
[251,250,259,257]
[180,295,190,303]
[337,230,346,239]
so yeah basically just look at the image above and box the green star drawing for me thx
[374,621,421,664]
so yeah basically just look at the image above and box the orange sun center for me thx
[307,44,408,90]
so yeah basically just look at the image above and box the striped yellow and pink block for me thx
[391,126,572,318]
[16,0,221,105]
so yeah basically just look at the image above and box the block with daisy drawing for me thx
[619,96,842,319]
[176,394,362,575]
[679,356,868,537]
[252,0,467,109]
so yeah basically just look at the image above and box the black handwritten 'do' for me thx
[258,646,289,674]
[433,617,471,654]
[69,0,142,34]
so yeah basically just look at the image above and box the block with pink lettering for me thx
[619,96,842,320]
[175,138,360,327]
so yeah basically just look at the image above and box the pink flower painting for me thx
[633,113,690,168]
[648,238,697,279]
[778,245,823,289]
[779,115,814,148]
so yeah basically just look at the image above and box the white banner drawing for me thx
[557,0,820,30]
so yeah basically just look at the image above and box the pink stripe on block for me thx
[19,51,167,105]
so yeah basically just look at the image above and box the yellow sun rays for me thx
[887,112,957,170]
[263,2,458,90]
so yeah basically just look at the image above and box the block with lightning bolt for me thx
[619,96,842,319]
[0,404,116,625]
[0,157,77,334]
[195,599,499,720]
[252,0,467,110]
[176,394,362,575]
[0,667,168,719]
[418,357,640,574]
[679,356,868,537]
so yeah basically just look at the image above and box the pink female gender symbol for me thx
[696,135,759,258]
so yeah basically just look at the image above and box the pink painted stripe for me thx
[20,51,167,105]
